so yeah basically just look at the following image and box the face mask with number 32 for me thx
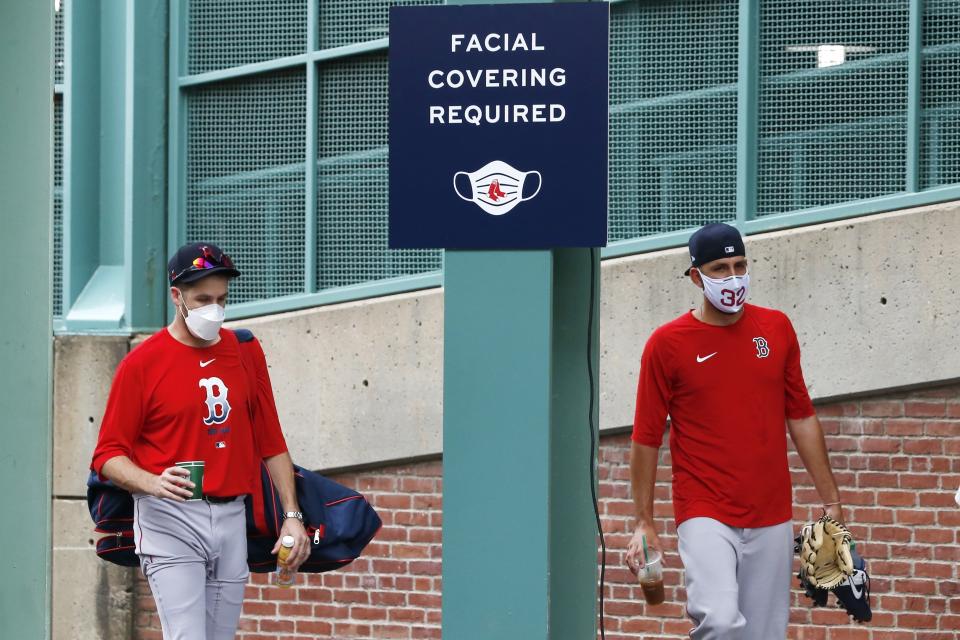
[700,272,750,314]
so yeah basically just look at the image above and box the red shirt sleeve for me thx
[783,316,815,419]
[632,329,672,447]
[90,358,145,479]
[248,338,289,459]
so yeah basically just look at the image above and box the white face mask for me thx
[699,272,750,314]
[176,288,225,341]
[454,160,542,216]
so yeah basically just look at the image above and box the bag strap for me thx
[233,328,255,344]
[231,329,270,534]
[231,328,259,425]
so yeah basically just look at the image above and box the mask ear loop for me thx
[520,171,542,202]
[174,287,191,321]
[700,270,744,284]
[690,268,706,290]
[453,172,474,201]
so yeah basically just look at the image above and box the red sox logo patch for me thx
[199,377,231,425]
[753,337,770,358]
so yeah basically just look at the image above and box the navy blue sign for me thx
[388,2,608,249]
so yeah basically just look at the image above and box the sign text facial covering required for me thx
[389,3,608,249]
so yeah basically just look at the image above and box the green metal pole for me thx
[124,0,168,332]
[905,0,923,193]
[547,247,602,637]
[305,0,319,294]
[444,250,554,639]
[63,0,102,314]
[443,249,600,639]
[99,5,127,262]
[166,0,188,323]
[440,4,601,634]
[0,2,53,638]
[736,0,759,226]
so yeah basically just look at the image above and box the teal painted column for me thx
[123,0,169,332]
[0,2,53,639]
[443,247,600,639]
[63,0,101,311]
[735,0,759,225]
[63,0,168,332]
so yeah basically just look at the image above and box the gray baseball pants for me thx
[677,517,794,640]
[133,493,249,640]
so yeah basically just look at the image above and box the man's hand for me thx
[149,466,194,501]
[272,518,311,571]
[626,520,662,575]
[262,453,310,570]
[824,502,845,524]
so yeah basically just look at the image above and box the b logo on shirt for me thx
[753,337,770,359]
[199,377,232,426]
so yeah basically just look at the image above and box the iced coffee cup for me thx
[636,550,665,605]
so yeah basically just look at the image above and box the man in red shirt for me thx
[625,223,846,639]
[90,242,311,640]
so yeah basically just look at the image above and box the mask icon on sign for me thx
[454,160,542,216]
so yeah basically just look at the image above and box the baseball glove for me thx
[795,515,872,623]
[797,515,854,589]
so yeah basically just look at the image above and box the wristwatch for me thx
[283,511,304,522]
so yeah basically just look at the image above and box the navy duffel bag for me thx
[245,459,382,573]
[87,462,381,573]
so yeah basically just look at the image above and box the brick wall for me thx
[134,384,960,639]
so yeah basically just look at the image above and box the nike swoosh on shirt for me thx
[696,352,717,363]
[200,359,215,368]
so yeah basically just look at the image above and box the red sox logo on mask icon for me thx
[454,160,542,216]
[199,377,232,425]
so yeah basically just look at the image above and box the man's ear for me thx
[689,268,704,290]
[170,286,183,308]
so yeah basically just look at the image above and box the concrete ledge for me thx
[229,289,444,472]
[53,336,129,497]
[52,499,135,640]
[52,202,960,472]
[599,202,960,429]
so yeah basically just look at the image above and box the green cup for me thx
[175,460,204,501]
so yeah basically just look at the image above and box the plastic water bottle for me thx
[275,535,296,587]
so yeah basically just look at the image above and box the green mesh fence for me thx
[608,0,739,242]
[174,0,960,311]
[317,0,442,50]
[185,69,307,304]
[921,0,960,189]
[53,0,64,318]
[54,0,64,84]
[54,95,63,318]
[757,1,908,217]
[316,53,441,289]
[187,0,307,75]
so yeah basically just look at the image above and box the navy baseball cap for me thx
[683,223,746,275]
[167,242,241,285]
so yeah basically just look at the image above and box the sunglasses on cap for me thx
[169,245,237,284]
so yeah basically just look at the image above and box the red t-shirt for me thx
[632,304,814,528]
[90,328,288,496]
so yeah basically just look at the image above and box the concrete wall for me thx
[249,201,959,471]
[599,202,960,429]
[53,201,960,484]
[51,201,960,636]
[229,291,444,473]
[54,336,129,497]
[52,336,135,640]
[53,499,134,640]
